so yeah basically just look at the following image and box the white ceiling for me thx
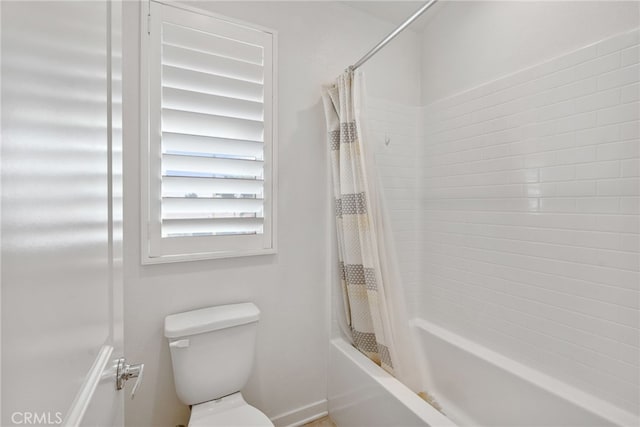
[342,1,431,32]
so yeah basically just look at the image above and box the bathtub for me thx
[328,337,455,427]
[328,320,638,427]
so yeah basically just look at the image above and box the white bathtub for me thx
[328,337,455,427]
[327,321,639,427]
[414,319,638,427]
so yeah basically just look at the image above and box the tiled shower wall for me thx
[366,98,421,316]
[420,29,639,414]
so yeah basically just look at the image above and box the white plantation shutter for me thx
[142,2,277,263]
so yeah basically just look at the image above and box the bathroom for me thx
[1,0,638,426]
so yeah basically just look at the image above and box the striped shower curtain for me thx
[322,70,397,374]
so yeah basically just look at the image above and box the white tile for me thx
[574,88,620,113]
[621,159,640,177]
[597,178,640,196]
[538,67,579,91]
[596,140,640,161]
[539,198,577,212]
[573,52,621,81]
[597,102,639,126]
[597,64,640,91]
[620,121,639,140]
[536,44,599,78]
[597,29,640,56]
[555,146,597,165]
[525,151,557,168]
[619,197,640,214]
[524,182,555,198]
[555,180,597,196]
[482,144,512,160]
[554,111,597,133]
[595,214,639,234]
[540,165,576,182]
[521,120,557,139]
[575,124,621,147]
[512,134,576,155]
[621,45,640,67]
[575,161,620,179]
[575,197,620,214]
[620,82,640,104]
[536,99,575,121]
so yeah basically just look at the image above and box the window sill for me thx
[141,247,277,265]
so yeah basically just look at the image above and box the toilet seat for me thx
[189,392,273,427]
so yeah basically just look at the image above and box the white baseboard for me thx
[270,399,328,427]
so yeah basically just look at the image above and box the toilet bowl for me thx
[165,303,273,427]
[189,393,272,427]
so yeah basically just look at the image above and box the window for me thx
[141,1,277,263]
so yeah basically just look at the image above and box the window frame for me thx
[140,0,278,264]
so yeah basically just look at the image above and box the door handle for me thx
[116,358,144,399]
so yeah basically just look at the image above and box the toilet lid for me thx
[189,394,273,427]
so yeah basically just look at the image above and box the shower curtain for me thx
[322,70,422,391]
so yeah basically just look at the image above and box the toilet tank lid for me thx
[164,303,260,338]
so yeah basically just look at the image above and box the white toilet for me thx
[165,303,273,427]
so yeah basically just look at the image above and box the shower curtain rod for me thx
[349,0,438,71]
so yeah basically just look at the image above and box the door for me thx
[1,1,128,425]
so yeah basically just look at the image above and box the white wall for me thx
[421,1,640,104]
[418,3,639,416]
[122,2,421,426]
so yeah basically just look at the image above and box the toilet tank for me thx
[164,303,260,405]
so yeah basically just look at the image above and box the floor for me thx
[303,416,337,427]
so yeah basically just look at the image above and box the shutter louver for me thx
[143,1,276,261]
[161,12,266,238]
